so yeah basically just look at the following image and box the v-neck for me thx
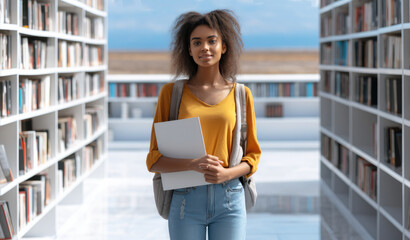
[184,83,236,107]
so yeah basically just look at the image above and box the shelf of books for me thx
[320,0,410,239]
[0,0,107,238]
[107,74,319,148]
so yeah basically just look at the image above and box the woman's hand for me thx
[192,154,224,173]
[197,156,231,184]
[202,164,232,184]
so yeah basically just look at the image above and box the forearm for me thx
[150,156,194,173]
[203,161,251,184]
[226,162,251,180]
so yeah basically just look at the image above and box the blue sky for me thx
[107,0,319,51]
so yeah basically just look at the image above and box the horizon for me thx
[108,48,319,52]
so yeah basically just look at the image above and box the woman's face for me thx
[189,25,226,68]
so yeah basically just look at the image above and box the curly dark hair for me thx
[170,9,243,81]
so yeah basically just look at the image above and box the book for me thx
[18,191,27,229]
[5,80,10,117]
[57,170,63,195]
[336,143,349,176]
[321,43,332,65]
[29,173,51,206]
[336,8,349,35]
[121,102,128,119]
[154,117,208,190]
[85,16,104,39]
[321,134,332,161]
[0,0,4,24]
[58,11,77,35]
[58,41,82,68]
[58,75,80,103]
[0,33,11,70]
[356,156,377,200]
[19,134,27,175]
[385,78,401,115]
[0,201,14,239]
[58,116,78,152]
[354,0,378,32]
[383,34,401,68]
[83,138,103,173]
[356,75,377,107]
[407,206,410,230]
[394,130,402,168]
[19,76,51,113]
[335,40,349,66]
[0,145,13,182]
[109,83,116,97]
[58,156,77,189]
[381,0,401,27]
[84,105,103,138]
[373,122,378,158]
[35,130,49,164]
[0,80,12,117]
[335,72,349,99]
[354,38,377,68]
[19,186,32,224]
[83,45,102,67]
[20,37,48,70]
[20,0,51,31]
[85,73,104,97]
[20,174,50,222]
[85,0,104,10]
[386,127,402,168]
[265,103,283,118]
[20,131,38,171]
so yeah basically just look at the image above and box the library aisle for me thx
[52,143,365,240]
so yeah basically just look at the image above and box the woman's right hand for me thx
[192,154,224,173]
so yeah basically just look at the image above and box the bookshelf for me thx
[0,0,107,238]
[107,74,319,148]
[320,0,410,239]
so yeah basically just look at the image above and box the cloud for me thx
[109,0,153,13]
[237,0,264,4]
[238,1,318,35]
[289,0,319,7]
[109,18,168,33]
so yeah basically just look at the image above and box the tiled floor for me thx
[53,143,368,240]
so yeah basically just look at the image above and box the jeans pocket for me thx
[227,180,243,193]
[225,180,244,211]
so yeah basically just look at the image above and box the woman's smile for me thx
[199,54,213,60]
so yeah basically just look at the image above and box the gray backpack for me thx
[153,80,257,219]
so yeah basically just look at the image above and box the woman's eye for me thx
[209,39,217,44]
[193,41,201,46]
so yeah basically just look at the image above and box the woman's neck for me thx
[190,65,226,87]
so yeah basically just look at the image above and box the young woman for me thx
[146,9,261,240]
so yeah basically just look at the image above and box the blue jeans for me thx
[168,178,246,240]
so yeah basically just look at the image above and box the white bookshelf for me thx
[107,74,320,146]
[0,0,107,238]
[320,0,410,239]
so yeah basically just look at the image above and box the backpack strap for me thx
[237,83,247,155]
[229,83,247,168]
[169,80,188,120]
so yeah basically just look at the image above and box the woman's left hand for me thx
[200,162,232,184]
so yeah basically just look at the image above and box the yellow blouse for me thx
[146,82,261,178]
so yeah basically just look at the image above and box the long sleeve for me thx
[146,83,174,172]
[241,86,261,178]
